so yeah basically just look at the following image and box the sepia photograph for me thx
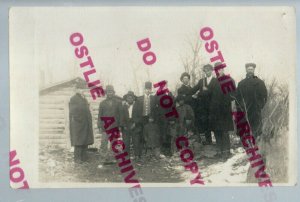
[9,6,296,188]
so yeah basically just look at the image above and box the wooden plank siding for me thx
[39,82,104,149]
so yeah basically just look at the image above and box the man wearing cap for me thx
[120,91,137,158]
[132,81,158,160]
[69,82,94,164]
[236,63,268,138]
[209,63,235,158]
[191,64,219,145]
[97,85,122,160]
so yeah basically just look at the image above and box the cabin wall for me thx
[39,86,104,149]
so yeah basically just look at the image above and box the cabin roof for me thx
[39,77,87,96]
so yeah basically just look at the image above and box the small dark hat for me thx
[214,62,222,67]
[123,91,137,100]
[145,81,152,89]
[175,94,185,102]
[105,85,115,93]
[203,64,213,71]
[180,72,191,81]
[245,63,256,69]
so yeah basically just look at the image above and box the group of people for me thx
[69,62,268,164]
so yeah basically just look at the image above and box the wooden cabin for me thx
[39,77,104,149]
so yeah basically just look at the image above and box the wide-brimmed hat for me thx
[245,63,256,69]
[105,85,115,93]
[180,72,190,81]
[214,62,222,67]
[123,91,137,100]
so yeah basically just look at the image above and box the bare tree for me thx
[180,35,205,87]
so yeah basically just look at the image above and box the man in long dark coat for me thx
[209,64,235,158]
[97,85,122,159]
[236,63,268,138]
[132,81,158,161]
[69,82,94,163]
[191,64,218,145]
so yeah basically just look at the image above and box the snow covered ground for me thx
[173,146,250,186]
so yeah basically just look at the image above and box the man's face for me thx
[106,91,114,98]
[144,88,151,95]
[246,67,255,77]
[182,76,190,85]
[204,68,212,77]
[126,96,134,105]
[218,68,225,76]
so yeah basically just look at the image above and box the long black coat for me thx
[209,78,236,131]
[69,93,94,146]
[236,76,268,135]
[97,96,122,131]
[191,77,218,133]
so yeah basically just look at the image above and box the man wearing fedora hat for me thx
[236,63,268,138]
[191,64,219,145]
[120,91,137,158]
[97,85,122,160]
[69,82,94,164]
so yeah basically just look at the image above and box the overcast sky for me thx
[10,7,296,96]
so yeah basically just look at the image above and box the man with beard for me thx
[236,63,268,138]
[69,82,94,164]
[191,64,218,145]
[209,63,236,158]
[97,85,122,161]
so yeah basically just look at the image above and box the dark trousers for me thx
[122,127,133,157]
[205,131,212,144]
[214,131,230,154]
[74,145,88,163]
[132,130,143,158]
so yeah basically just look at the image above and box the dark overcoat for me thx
[191,77,218,133]
[236,76,268,136]
[97,96,122,131]
[209,78,236,131]
[69,93,94,146]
